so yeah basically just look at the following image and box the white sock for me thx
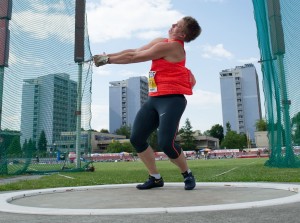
[150,173,161,179]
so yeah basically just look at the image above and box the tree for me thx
[106,141,123,153]
[37,130,47,154]
[178,128,185,135]
[7,136,22,156]
[209,124,224,143]
[88,129,97,132]
[106,141,134,153]
[25,138,36,156]
[203,130,210,136]
[115,125,131,139]
[180,118,196,151]
[22,139,28,153]
[226,122,231,132]
[0,129,21,156]
[121,142,135,153]
[221,131,247,149]
[255,119,267,131]
[100,129,109,133]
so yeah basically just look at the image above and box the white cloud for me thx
[28,0,67,12]
[92,67,112,77]
[136,31,165,40]
[117,69,148,78]
[86,0,184,43]
[181,89,222,131]
[91,104,109,131]
[203,0,224,2]
[186,89,221,108]
[14,11,74,42]
[8,51,45,67]
[237,57,259,64]
[201,44,233,60]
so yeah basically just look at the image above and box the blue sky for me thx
[87,0,264,133]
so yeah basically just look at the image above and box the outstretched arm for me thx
[94,38,178,66]
[108,42,170,64]
[101,38,165,57]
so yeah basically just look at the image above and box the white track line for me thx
[213,167,238,177]
[57,174,75,179]
[213,161,257,177]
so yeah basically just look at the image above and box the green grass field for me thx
[0,158,300,191]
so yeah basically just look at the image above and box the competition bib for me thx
[148,71,157,92]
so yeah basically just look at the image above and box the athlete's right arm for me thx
[96,38,165,57]
[93,38,166,66]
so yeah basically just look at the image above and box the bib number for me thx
[148,71,157,92]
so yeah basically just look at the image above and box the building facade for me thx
[220,64,262,143]
[55,131,127,154]
[175,130,220,150]
[109,76,148,133]
[20,73,77,147]
[254,131,268,148]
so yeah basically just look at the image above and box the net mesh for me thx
[0,0,93,175]
[253,0,300,167]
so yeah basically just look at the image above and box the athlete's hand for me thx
[93,54,110,67]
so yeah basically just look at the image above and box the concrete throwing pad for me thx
[0,183,299,215]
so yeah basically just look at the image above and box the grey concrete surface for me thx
[8,185,295,208]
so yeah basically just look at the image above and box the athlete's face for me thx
[169,19,186,39]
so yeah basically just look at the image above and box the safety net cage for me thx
[0,0,93,175]
[253,0,300,167]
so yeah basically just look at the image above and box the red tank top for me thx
[148,39,193,96]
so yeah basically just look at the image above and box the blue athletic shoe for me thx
[136,175,164,190]
[182,172,196,190]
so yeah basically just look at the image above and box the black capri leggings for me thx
[130,94,187,159]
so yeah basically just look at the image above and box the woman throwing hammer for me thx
[94,16,201,190]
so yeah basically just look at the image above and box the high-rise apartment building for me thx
[219,63,262,143]
[109,76,148,133]
[20,73,77,147]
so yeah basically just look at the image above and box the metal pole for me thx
[0,66,7,174]
[277,55,294,165]
[75,62,82,168]
[0,66,4,129]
